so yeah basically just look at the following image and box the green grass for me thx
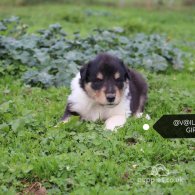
[0,3,195,42]
[0,3,195,194]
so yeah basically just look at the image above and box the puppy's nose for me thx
[106,94,115,103]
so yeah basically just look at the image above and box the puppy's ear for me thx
[120,60,130,81]
[125,67,131,81]
[80,62,90,83]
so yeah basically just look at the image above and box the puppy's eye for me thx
[95,78,103,82]
[115,78,123,82]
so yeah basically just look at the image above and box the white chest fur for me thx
[68,73,131,122]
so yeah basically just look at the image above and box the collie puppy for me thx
[62,53,148,130]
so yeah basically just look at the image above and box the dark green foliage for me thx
[0,17,186,88]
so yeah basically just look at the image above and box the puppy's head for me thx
[80,53,130,106]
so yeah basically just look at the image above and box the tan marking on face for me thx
[85,81,127,106]
[114,72,120,79]
[95,87,107,104]
[84,83,96,98]
[114,87,122,104]
[114,82,127,104]
[97,72,103,80]
[85,83,107,104]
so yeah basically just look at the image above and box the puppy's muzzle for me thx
[106,93,116,103]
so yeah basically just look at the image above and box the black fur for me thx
[128,69,148,114]
[80,54,130,92]
[61,103,79,121]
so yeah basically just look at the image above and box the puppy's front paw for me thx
[135,112,143,118]
[105,115,126,131]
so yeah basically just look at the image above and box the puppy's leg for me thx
[105,115,126,131]
[54,104,71,127]
[135,95,147,118]
[61,104,71,123]
[61,103,79,123]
